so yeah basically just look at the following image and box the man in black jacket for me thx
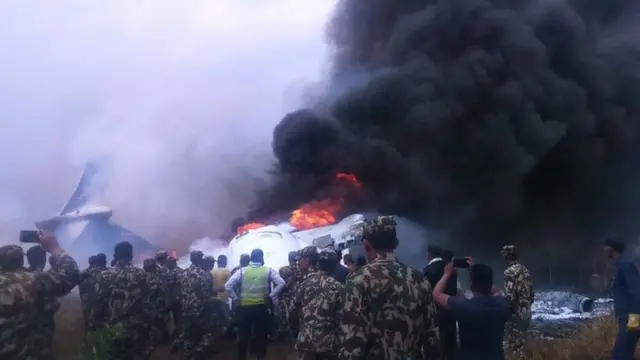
[424,245,459,360]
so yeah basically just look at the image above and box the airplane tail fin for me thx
[59,158,112,215]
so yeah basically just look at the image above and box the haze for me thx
[0,0,336,248]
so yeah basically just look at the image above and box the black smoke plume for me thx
[250,0,640,279]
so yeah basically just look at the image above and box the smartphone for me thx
[19,230,40,243]
[452,257,470,268]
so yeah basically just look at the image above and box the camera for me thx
[452,257,470,268]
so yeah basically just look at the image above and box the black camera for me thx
[452,257,470,268]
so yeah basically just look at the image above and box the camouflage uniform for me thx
[143,259,170,347]
[502,245,533,359]
[165,257,183,337]
[95,259,151,360]
[277,264,297,339]
[338,216,440,360]
[23,266,62,359]
[79,265,106,331]
[177,252,216,360]
[295,249,344,360]
[0,245,79,360]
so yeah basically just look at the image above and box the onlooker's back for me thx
[97,257,149,324]
[434,260,509,360]
[450,293,509,359]
[339,216,439,359]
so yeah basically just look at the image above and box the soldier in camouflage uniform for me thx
[276,251,299,341]
[24,244,61,360]
[155,250,176,344]
[164,255,183,339]
[501,245,533,359]
[176,250,216,360]
[95,241,151,360]
[295,248,344,360]
[338,216,440,360]
[79,253,107,332]
[143,258,170,351]
[0,232,79,360]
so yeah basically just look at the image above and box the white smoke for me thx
[0,0,337,249]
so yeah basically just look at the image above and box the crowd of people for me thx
[1,216,637,359]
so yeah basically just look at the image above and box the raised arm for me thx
[36,248,79,298]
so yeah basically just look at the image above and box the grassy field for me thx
[54,296,635,360]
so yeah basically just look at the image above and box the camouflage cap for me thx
[288,250,299,262]
[0,245,24,270]
[501,245,516,256]
[143,258,156,268]
[299,246,318,259]
[0,244,23,259]
[318,248,338,262]
[279,266,295,280]
[190,250,204,262]
[155,250,169,261]
[363,215,397,237]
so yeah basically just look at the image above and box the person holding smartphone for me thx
[0,231,80,360]
[433,257,509,360]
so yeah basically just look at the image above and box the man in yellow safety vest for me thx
[225,248,286,360]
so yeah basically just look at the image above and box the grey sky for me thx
[0,0,336,248]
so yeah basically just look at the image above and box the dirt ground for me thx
[54,295,295,360]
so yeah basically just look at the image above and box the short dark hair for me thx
[251,249,264,263]
[365,232,398,252]
[442,250,454,263]
[427,245,443,259]
[88,255,97,266]
[95,253,107,267]
[217,255,227,267]
[318,257,337,273]
[190,251,204,264]
[26,245,46,268]
[203,256,215,271]
[469,263,493,295]
[604,235,626,254]
[240,254,250,267]
[343,254,354,265]
[113,241,134,261]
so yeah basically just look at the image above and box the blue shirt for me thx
[448,294,509,360]
[612,258,640,318]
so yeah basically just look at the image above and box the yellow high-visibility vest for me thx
[240,266,268,306]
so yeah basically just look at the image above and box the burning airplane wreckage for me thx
[181,172,371,269]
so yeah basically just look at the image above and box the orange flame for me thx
[289,172,361,230]
[236,222,267,234]
[234,172,361,234]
